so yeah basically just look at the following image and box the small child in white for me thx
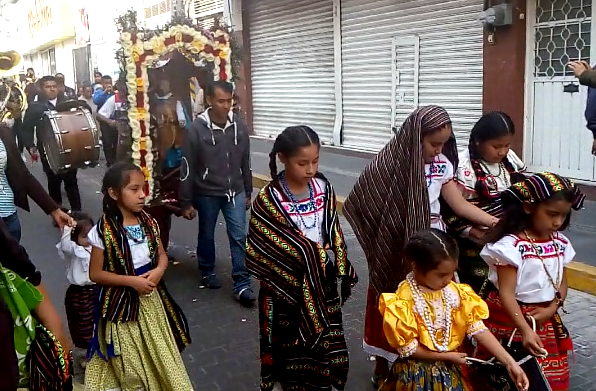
[56,211,97,369]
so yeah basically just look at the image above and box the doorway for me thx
[525,0,596,182]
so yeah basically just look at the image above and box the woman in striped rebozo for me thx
[343,105,499,388]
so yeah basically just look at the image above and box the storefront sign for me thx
[27,0,52,38]
[75,7,90,47]
[23,0,75,51]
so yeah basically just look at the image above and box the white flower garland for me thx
[119,25,232,203]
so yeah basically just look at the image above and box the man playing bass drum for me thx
[20,75,82,212]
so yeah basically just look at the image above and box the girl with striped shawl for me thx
[343,106,499,388]
[85,162,192,391]
[446,112,526,293]
[246,126,358,391]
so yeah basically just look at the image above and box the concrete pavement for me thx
[16,160,596,390]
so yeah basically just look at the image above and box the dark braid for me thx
[268,125,321,187]
[468,111,521,199]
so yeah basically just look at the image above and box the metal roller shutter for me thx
[340,0,484,151]
[248,0,336,143]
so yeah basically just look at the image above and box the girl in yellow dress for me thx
[378,229,528,391]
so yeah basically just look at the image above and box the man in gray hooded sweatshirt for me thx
[179,80,255,307]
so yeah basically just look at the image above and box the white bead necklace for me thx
[406,272,457,352]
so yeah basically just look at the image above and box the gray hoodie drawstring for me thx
[234,122,237,145]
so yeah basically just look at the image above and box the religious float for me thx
[113,10,240,209]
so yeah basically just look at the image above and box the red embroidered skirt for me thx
[364,284,398,361]
[475,291,571,391]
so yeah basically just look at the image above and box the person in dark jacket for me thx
[0,218,70,391]
[20,76,82,212]
[0,123,73,241]
[180,80,255,307]
[55,73,77,100]
[569,60,596,155]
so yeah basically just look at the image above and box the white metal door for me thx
[248,0,336,143]
[340,0,484,152]
[525,0,596,181]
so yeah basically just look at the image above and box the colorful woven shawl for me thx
[97,211,191,351]
[246,175,358,348]
[343,105,456,295]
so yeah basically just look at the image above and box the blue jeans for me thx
[193,193,251,292]
[2,212,21,243]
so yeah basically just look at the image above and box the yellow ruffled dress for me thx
[378,277,489,391]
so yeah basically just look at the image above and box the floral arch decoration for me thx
[116,12,235,202]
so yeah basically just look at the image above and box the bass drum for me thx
[39,105,101,174]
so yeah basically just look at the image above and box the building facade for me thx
[242,0,485,151]
[482,0,596,186]
[20,0,79,86]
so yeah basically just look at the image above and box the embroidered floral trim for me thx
[397,339,418,358]
[119,25,232,202]
[467,320,488,337]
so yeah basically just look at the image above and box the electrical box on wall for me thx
[479,3,513,27]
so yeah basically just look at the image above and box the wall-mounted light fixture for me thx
[479,3,513,28]
[479,2,513,44]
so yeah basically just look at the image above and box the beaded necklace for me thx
[479,160,510,189]
[279,173,318,230]
[523,231,565,311]
[406,272,457,352]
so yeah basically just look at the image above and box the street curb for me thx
[252,173,596,296]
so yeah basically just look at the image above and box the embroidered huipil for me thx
[480,232,575,303]
[425,153,454,232]
[275,177,326,244]
[379,281,488,357]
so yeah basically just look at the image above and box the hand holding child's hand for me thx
[443,352,467,365]
[506,362,529,391]
[141,267,165,285]
[130,276,156,294]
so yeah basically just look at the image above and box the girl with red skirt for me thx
[476,172,585,390]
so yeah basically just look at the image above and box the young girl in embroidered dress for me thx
[378,229,528,391]
[84,162,193,391]
[476,172,584,391]
[447,111,527,292]
[246,126,358,391]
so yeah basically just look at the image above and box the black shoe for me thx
[234,288,255,307]
[199,274,222,289]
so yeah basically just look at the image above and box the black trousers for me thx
[41,156,81,211]
[0,298,18,391]
[100,122,118,167]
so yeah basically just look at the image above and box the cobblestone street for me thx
[19,164,596,391]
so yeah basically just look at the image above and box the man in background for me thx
[24,68,39,103]
[180,80,255,307]
[93,75,113,109]
[55,73,76,100]
[569,60,596,156]
[20,75,82,212]
[96,80,124,167]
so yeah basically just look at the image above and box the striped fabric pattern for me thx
[64,285,97,349]
[246,174,357,347]
[343,105,457,295]
[189,77,197,102]
[94,211,191,352]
